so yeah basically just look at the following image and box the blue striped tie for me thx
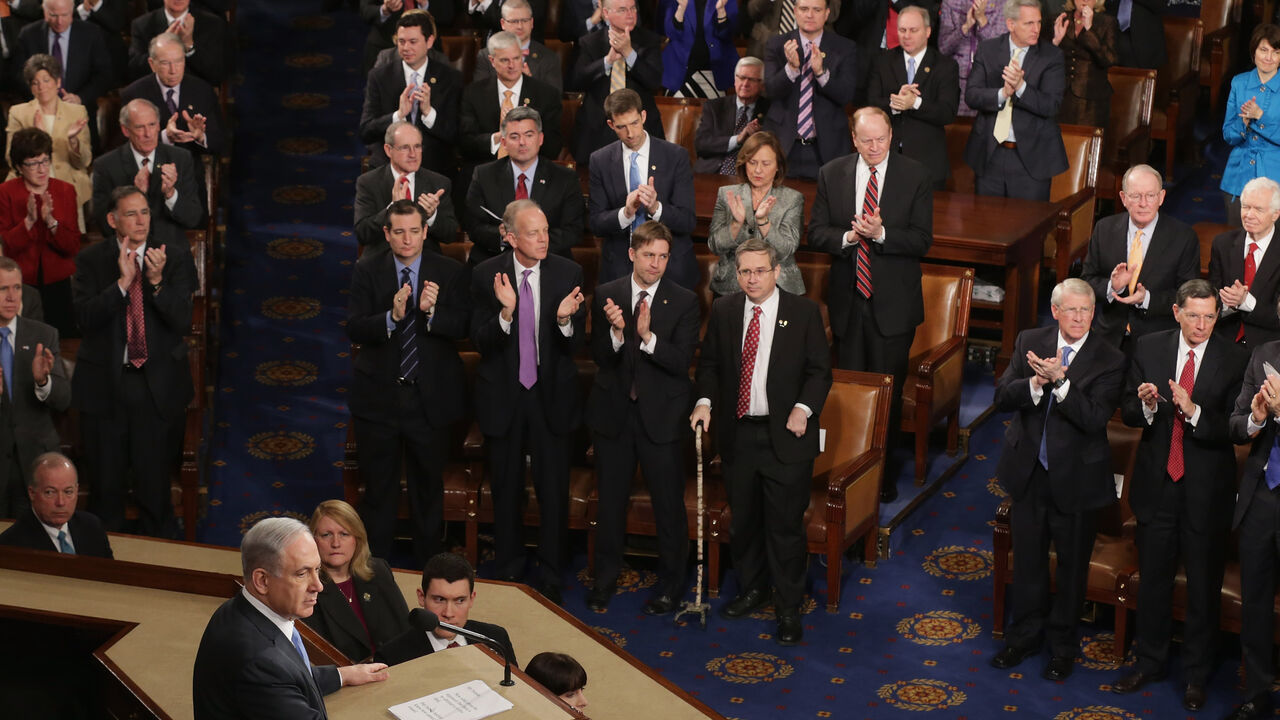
[399,267,418,382]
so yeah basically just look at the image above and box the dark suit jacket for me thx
[373,618,516,667]
[0,17,24,95]
[1209,229,1280,347]
[360,0,459,71]
[90,143,204,242]
[963,33,1067,181]
[1107,0,1164,70]
[558,0,604,42]
[1080,212,1201,347]
[469,253,586,437]
[129,8,227,84]
[359,57,464,173]
[808,151,933,338]
[120,73,227,158]
[301,558,411,663]
[16,19,114,113]
[0,317,69,487]
[466,0,547,41]
[21,284,42,321]
[1231,341,1280,529]
[193,592,342,720]
[463,157,584,266]
[0,509,112,557]
[865,46,959,189]
[587,137,699,290]
[458,75,563,165]
[692,95,770,174]
[71,234,196,421]
[586,275,700,444]
[569,25,666,165]
[994,326,1125,512]
[836,0,940,105]
[472,39,563,90]
[1122,330,1246,530]
[346,249,469,427]
[763,30,858,165]
[694,290,832,464]
[353,165,458,254]
[1058,13,1117,104]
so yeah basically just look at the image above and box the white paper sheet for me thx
[388,679,514,720]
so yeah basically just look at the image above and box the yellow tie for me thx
[1127,229,1144,294]
[496,90,515,158]
[992,49,1023,143]
[610,58,626,94]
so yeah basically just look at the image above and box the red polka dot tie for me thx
[736,305,762,418]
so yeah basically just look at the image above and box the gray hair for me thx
[899,4,931,27]
[42,0,70,10]
[119,98,159,127]
[486,30,520,55]
[149,32,185,59]
[501,105,543,134]
[241,517,311,582]
[1050,277,1094,308]
[1003,0,1039,20]
[500,0,532,18]
[1121,164,1163,193]
[29,452,75,488]
[1242,177,1280,213]
[735,56,764,73]
[383,119,421,147]
[502,198,542,236]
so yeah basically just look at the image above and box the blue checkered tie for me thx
[1037,346,1073,469]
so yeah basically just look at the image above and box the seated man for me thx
[128,0,228,85]
[472,0,562,90]
[354,121,457,255]
[693,56,769,175]
[375,552,517,667]
[0,452,112,558]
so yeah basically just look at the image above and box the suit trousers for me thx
[837,295,915,481]
[724,419,812,610]
[1133,475,1227,683]
[83,367,175,536]
[485,385,572,588]
[785,143,821,181]
[0,452,26,517]
[1007,463,1099,657]
[591,402,690,594]
[354,385,448,565]
[1237,479,1280,698]
[975,145,1051,202]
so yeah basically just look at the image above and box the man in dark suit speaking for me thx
[193,517,389,720]
[0,452,112,558]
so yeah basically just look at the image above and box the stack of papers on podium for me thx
[389,679,515,720]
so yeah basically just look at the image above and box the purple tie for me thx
[165,88,178,116]
[518,269,537,389]
[50,32,62,68]
[797,41,815,140]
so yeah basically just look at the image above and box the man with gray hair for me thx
[128,0,228,85]
[472,0,562,90]
[1210,176,1280,348]
[1081,164,1200,350]
[0,452,111,557]
[989,276,1124,680]
[353,120,457,255]
[193,517,390,719]
[692,56,770,175]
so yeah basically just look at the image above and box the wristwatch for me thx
[1051,376,1066,390]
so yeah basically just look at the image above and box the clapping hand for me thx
[391,282,412,322]
[417,188,445,217]
[67,116,87,141]
[419,280,440,313]
[493,273,517,321]
[117,245,138,292]
[725,191,747,225]
[851,208,883,240]
[1052,12,1069,45]
[784,38,801,70]
[889,83,921,111]
[1114,283,1147,305]
[1136,381,1161,411]
[1168,379,1195,417]
[32,343,54,387]
[556,285,585,324]
[159,162,178,198]
[602,297,626,341]
[1219,279,1249,308]
[144,246,167,285]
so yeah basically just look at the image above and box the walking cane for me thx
[675,421,711,629]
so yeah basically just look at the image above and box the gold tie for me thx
[610,58,626,94]
[992,49,1022,143]
[496,90,515,158]
[1127,229,1144,293]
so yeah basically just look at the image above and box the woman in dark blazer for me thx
[303,500,410,662]
[1051,0,1118,128]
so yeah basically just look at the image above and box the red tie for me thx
[126,251,147,367]
[1166,349,1196,481]
[515,173,529,200]
[885,5,900,49]
[1239,241,1258,341]
[856,167,877,299]
[446,641,460,649]
[400,176,411,200]
[736,306,762,418]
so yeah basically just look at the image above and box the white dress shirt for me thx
[610,276,660,354]
[1105,214,1159,309]
[616,134,664,228]
[1030,331,1086,403]
[36,509,72,552]
[427,630,468,652]
[1140,331,1204,426]
[1237,225,1275,314]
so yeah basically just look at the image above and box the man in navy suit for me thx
[0,453,112,558]
[193,517,389,720]
[588,89,698,290]
[346,199,469,565]
[762,0,857,179]
[989,277,1125,681]
[470,199,586,604]
[693,56,770,175]
[962,0,1066,201]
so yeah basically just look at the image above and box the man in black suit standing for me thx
[808,107,932,501]
[464,0,547,42]
[963,0,1066,201]
[0,453,112,558]
[0,13,23,95]
[836,0,939,105]
[1210,177,1280,349]
[472,0,562,90]
[762,0,857,180]
[465,107,584,267]
[690,237,832,646]
[17,0,114,151]
[864,5,958,190]
[989,277,1125,681]
[1109,280,1246,712]
[193,518,389,720]
[347,200,469,565]
[568,0,665,166]
[693,56,770,175]
[92,99,204,242]
[71,186,196,537]
[359,0,457,72]
[1108,0,1163,70]
[1081,165,1201,351]
[470,199,586,604]
[359,10,462,173]
[588,89,698,290]
[354,121,458,256]
[585,221,701,613]
[376,553,518,666]
[0,258,68,516]
[128,0,226,84]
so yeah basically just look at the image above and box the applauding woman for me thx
[302,500,411,663]
[707,131,805,296]
[1222,24,1280,225]
[660,0,739,97]
[0,128,81,335]
[1051,0,1117,127]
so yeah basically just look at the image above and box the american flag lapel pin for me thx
[778,319,788,327]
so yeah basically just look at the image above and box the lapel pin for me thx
[778,319,788,328]
[538,178,546,184]
[429,77,437,84]
[924,66,931,73]
[662,298,668,304]
[20,345,29,351]
[362,592,371,602]
[650,164,657,171]
[522,98,530,105]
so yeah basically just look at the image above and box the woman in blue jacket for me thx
[1222,24,1280,225]
[661,0,739,97]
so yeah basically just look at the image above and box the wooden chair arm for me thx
[915,336,966,380]
[996,496,1012,526]
[821,447,884,498]
[463,422,484,460]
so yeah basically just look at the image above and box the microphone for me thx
[409,608,515,686]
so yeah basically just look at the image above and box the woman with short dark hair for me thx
[1222,24,1280,225]
[525,652,588,712]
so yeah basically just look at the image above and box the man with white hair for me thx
[692,56,770,175]
[472,0,562,90]
[193,517,390,719]
[1210,176,1280,348]
[128,0,228,85]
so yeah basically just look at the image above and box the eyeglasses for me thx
[153,58,185,69]
[1180,312,1218,323]
[737,267,775,279]
[1055,306,1092,317]
[21,158,50,169]
[503,15,533,24]
[734,74,763,83]
[1124,191,1161,203]
[391,143,422,153]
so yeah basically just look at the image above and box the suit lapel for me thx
[728,293,745,375]
[890,48,907,87]
[767,292,789,378]
[1253,231,1280,286]
[528,162,548,202]
[607,142,626,202]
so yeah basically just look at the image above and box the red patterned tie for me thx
[1239,241,1258,342]
[126,251,147,367]
[1166,349,1196,481]
[515,173,529,200]
[856,167,877,299]
[400,176,411,200]
[736,306,762,418]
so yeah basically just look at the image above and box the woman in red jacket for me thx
[0,127,80,335]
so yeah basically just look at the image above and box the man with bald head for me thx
[193,517,389,719]
[354,121,458,255]
[17,0,114,149]
[91,98,203,240]
[1211,177,1280,349]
